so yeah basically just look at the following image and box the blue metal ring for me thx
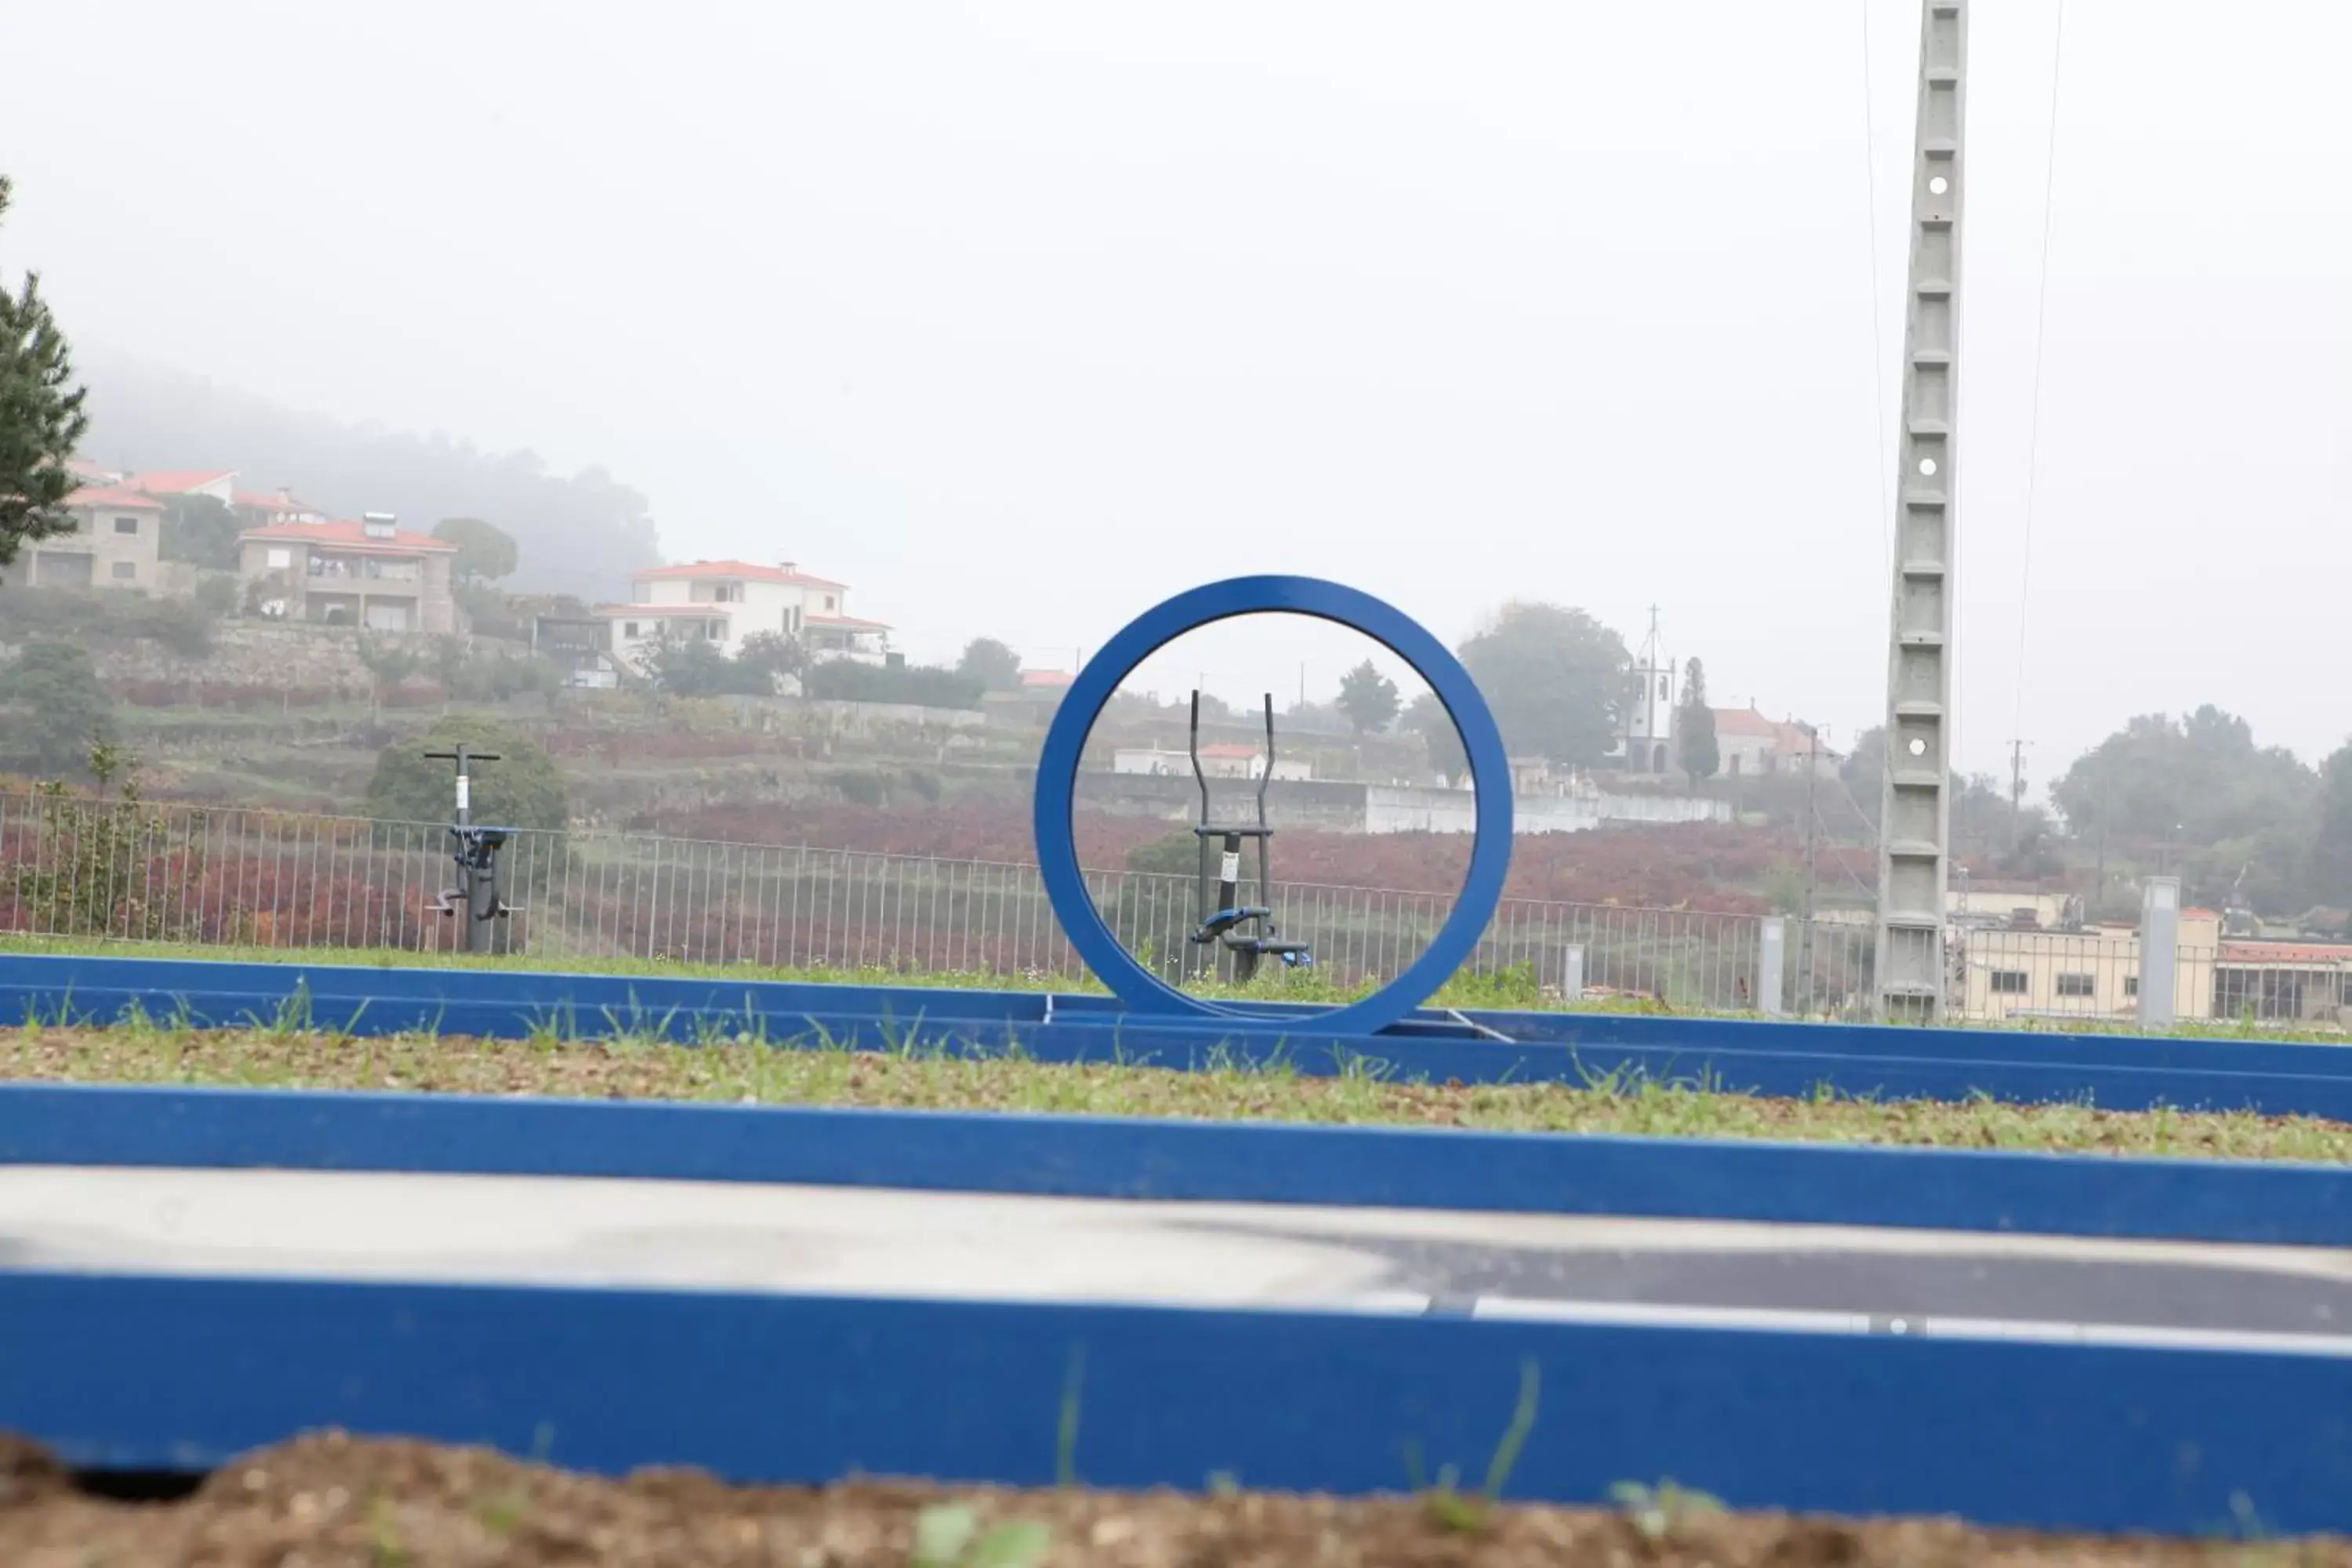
[1033,575,1513,1035]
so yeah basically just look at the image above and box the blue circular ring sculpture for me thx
[1033,575,1513,1036]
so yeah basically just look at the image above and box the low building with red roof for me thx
[236,512,459,633]
[1711,703,1838,779]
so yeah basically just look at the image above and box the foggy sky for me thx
[4,1,2344,790]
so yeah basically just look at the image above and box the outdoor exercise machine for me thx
[1185,690,1313,982]
[426,742,517,954]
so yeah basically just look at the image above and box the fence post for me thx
[1560,944,1585,1004]
[2137,876,2180,1030]
[1757,917,1786,1015]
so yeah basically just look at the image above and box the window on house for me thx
[2125,975,2140,998]
[111,561,137,580]
[824,594,836,611]
[1989,971,2029,996]
[1727,754,1741,775]
[113,515,140,535]
[622,622,640,638]
[2055,973,2096,999]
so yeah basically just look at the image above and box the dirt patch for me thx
[0,1430,2331,1567]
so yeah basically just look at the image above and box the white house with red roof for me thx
[236,512,459,633]
[597,559,891,670]
[1711,703,1838,779]
[18,485,165,590]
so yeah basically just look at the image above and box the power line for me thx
[2009,0,2071,745]
[1857,0,1894,583]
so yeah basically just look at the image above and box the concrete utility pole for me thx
[2006,737,2029,850]
[1875,0,1969,1022]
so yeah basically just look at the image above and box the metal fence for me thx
[0,790,1882,1015]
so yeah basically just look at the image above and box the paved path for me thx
[4,1167,2350,1353]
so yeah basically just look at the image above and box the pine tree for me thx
[0,176,90,583]
[1677,656,1719,786]
[1336,659,1401,735]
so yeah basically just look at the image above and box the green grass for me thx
[9,931,2350,1044]
[4,1009,2350,1161]
[0,933,1581,1013]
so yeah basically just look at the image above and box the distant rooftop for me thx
[633,559,847,590]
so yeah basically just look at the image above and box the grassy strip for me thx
[3,1018,2350,1161]
[0,935,1610,1014]
[9,933,2349,1044]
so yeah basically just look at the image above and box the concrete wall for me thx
[1364,785,1730,836]
[1073,771,1733,837]
[80,621,464,691]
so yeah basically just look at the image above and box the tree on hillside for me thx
[157,493,242,569]
[0,639,113,776]
[1405,691,1469,785]
[737,630,807,689]
[2052,706,2318,910]
[365,715,568,856]
[2307,742,2352,910]
[1456,601,1631,766]
[634,630,773,698]
[434,517,520,585]
[0,176,90,584]
[1677,657,1719,787]
[355,634,423,721]
[954,637,1024,693]
[1336,659,1400,735]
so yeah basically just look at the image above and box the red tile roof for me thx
[233,489,321,515]
[239,519,456,554]
[1711,706,1826,753]
[633,560,847,590]
[68,485,164,510]
[132,469,236,495]
[1022,669,1074,688]
[1198,742,1260,760]
[806,612,891,631]
[2218,941,2352,966]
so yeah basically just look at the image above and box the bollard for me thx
[1758,917,1787,1015]
[2138,876,2180,1030]
[1560,944,1585,1004]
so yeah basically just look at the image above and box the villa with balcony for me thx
[597,558,891,671]
[237,513,459,633]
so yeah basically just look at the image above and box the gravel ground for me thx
[1,1431,2337,1568]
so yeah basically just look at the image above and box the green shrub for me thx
[829,768,887,808]
[804,659,983,710]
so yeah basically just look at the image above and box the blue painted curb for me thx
[5,1083,2349,1245]
[2,1270,2347,1535]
